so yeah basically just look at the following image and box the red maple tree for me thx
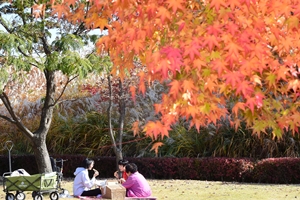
[48,0,300,141]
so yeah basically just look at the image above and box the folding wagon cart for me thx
[2,141,67,199]
[3,171,60,200]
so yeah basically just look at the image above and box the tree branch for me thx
[0,14,12,33]
[51,75,79,106]
[86,49,96,58]
[0,92,34,137]
[73,22,86,35]
[17,46,30,57]
[0,114,16,124]
[16,46,41,68]
[0,92,17,120]
[28,62,40,68]
[40,36,51,55]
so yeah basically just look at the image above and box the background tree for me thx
[0,0,103,173]
[82,61,166,160]
[52,0,300,147]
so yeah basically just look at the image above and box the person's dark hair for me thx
[118,159,129,166]
[125,163,138,174]
[81,158,94,169]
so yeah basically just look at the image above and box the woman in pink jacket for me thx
[122,163,152,197]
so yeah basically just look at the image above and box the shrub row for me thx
[1,155,300,184]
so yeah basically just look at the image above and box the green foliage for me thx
[44,50,95,77]
[0,66,9,93]
[121,135,155,157]
[48,110,154,157]
[1,108,300,159]
[0,0,103,85]
[0,120,34,155]
[47,112,113,156]
[156,118,300,159]
[53,34,84,52]
[160,123,206,157]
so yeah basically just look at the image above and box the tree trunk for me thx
[32,135,52,173]
[118,79,125,159]
[107,75,123,167]
[27,70,56,173]
[32,70,56,173]
[107,75,118,155]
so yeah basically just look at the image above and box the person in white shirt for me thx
[73,158,101,197]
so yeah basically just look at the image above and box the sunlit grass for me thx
[1,179,300,200]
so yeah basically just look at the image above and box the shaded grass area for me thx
[1,179,300,200]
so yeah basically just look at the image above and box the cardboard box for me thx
[101,183,126,200]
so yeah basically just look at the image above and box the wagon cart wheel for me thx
[49,192,59,200]
[32,191,37,198]
[5,193,15,200]
[33,194,44,200]
[16,191,26,200]
[61,189,69,197]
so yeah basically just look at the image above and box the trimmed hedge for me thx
[0,155,299,184]
[251,157,300,183]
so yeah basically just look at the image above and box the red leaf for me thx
[129,86,136,102]
[202,35,220,51]
[32,4,45,18]
[182,79,196,93]
[209,0,227,11]
[211,58,227,76]
[206,22,223,36]
[143,121,171,139]
[225,21,239,35]
[169,80,181,99]
[236,80,254,97]
[166,0,185,13]
[224,41,243,57]
[157,6,171,23]
[138,71,146,95]
[246,97,256,113]
[232,102,246,115]
[150,142,164,155]
[183,38,201,60]
[160,46,183,73]
[132,121,140,136]
[51,4,70,18]
[132,40,144,54]
[224,71,244,87]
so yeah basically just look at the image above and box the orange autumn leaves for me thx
[43,0,300,142]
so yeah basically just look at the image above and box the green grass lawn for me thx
[1,179,300,199]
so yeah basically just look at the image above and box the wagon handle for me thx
[5,140,14,151]
[5,140,14,172]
